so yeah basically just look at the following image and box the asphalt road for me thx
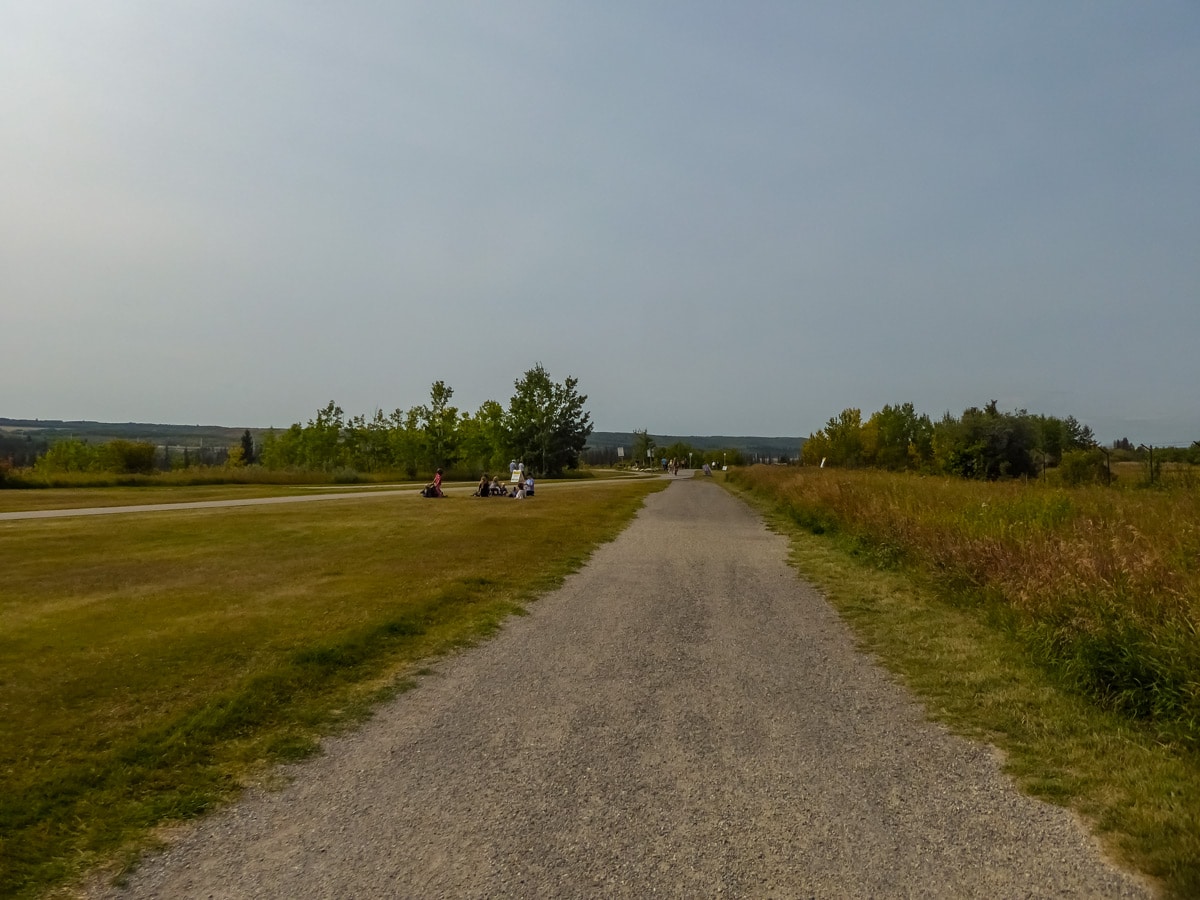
[0,476,647,520]
[87,478,1151,898]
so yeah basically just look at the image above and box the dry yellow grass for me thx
[724,470,1200,897]
[731,466,1200,745]
[0,479,665,898]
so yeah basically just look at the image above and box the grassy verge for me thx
[722,471,1200,898]
[0,479,666,898]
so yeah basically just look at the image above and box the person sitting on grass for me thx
[513,482,526,499]
[524,474,534,497]
[490,476,504,495]
[476,474,489,497]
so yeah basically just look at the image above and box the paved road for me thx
[89,479,1150,898]
[0,489,417,520]
[0,477,651,520]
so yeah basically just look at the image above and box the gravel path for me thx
[90,478,1152,898]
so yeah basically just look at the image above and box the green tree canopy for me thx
[802,400,1102,481]
[416,381,460,472]
[506,364,593,476]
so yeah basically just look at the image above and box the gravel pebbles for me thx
[89,478,1153,898]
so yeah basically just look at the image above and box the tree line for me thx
[255,364,592,478]
[9,365,593,482]
[800,401,1106,481]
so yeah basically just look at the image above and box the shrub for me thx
[103,440,158,475]
[1058,448,1112,486]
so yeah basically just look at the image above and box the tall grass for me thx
[731,467,1200,747]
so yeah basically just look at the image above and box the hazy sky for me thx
[3,2,1198,443]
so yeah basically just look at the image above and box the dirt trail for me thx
[90,479,1151,898]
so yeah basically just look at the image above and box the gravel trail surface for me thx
[91,478,1151,898]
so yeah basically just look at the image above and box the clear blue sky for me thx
[3,2,1197,444]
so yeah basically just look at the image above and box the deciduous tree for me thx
[415,381,460,474]
[506,364,593,476]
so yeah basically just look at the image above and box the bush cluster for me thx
[800,400,1096,479]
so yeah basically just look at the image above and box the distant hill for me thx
[588,430,804,461]
[0,418,260,446]
[0,419,804,462]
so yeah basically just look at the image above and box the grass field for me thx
[0,477,666,898]
[725,467,1200,897]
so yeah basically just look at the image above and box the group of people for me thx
[475,472,534,499]
[422,460,536,499]
[474,460,534,498]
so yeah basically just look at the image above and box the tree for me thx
[36,438,102,473]
[661,441,698,468]
[823,408,864,467]
[240,429,256,466]
[800,428,830,466]
[863,403,931,470]
[415,381,460,474]
[259,425,303,470]
[631,429,654,468]
[506,364,593,476]
[459,400,510,475]
[304,402,345,471]
[937,402,1037,479]
[1062,415,1095,450]
[388,407,422,478]
[102,440,157,474]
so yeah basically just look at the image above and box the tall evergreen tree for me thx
[240,429,255,465]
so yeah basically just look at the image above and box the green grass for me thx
[0,479,666,898]
[723,473,1200,899]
